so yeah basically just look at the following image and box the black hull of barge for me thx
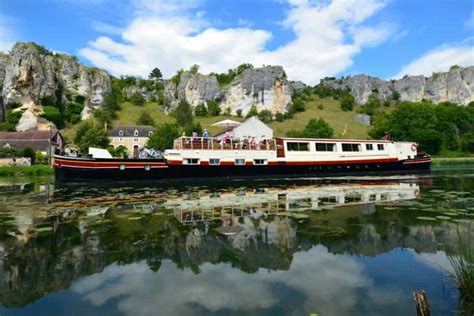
[55,160,431,183]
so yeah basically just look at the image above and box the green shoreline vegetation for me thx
[0,165,53,177]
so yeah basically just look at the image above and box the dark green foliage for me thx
[246,105,258,117]
[287,118,334,138]
[236,109,243,117]
[236,63,254,74]
[340,94,355,111]
[130,92,145,106]
[288,98,306,115]
[258,109,273,123]
[64,102,84,124]
[73,95,87,104]
[171,69,184,85]
[224,107,232,116]
[74,121,110,154]
[41,106,63,128]
[369,101,474,154]
[207,100,221,116]
[317,104,324,110]
[0,110,23,131]
[40,95,56,107]
[189,64,200,75]
[361,93,382,116]
[391,91,400,101]
[149,67,163,80]
[20,147,36,164]
[176,100,193,126]
[312,83,347,99]
[147,123,180,151]
[194,104,208,117]
[212,63,254,87]
[275,112,285,122]
[450,65,461,70]
[184,122,203,136]
[95,92,121,126]
[108,145,128,158]
[136,109,155,126]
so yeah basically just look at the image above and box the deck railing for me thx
[173,136,276,151]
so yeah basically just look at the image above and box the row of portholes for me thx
[119,164,151,171]
[308,164,381,171]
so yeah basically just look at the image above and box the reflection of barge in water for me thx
[54,136,431,182]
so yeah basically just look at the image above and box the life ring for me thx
[411,144,417,152]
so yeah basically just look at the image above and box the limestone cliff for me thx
[0,43,111,131]
[324,66,474,105]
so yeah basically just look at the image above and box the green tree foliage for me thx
[361,93,382,116]
[194,103,208,117]
[64,102,84,124]
[108,145,128,158]
[340,94,355,111]
[207,100,221,116]
[147,123,180,151]
[391,91,401,101]
[236,63,254,74]
[211,63,254,87]
[258,109,273,123]
[136,109,156,126]
[171,69,184,85]
[0,110,23,131]
[275,112,285,122]
[149,67,163,80]
[369,101,474,154]
[287,118,334,138]
[236,109,243,117]
[20,147,36,164]
[130,92,145,106]
[288,98,306,116]
[74,121,110,154]
[176,100,193,126]
[41,106,63,128]
[246,105,258,117]
[184,122,203,136]
[189,64,200,75]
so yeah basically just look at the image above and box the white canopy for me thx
[211,119,242,127]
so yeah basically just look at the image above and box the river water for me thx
[0,167,473,315]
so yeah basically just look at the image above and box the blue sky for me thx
[1,0,473,83]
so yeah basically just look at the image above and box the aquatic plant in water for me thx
[448,246,474,314]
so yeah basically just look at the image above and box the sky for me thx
[0,0,473,84]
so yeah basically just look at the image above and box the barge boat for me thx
[53,136,431,182]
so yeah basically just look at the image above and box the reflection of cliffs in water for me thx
[0,179,472,307]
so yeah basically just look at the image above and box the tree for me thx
[184,122,203,136]
[130,92,145,106]
[176,100,193,126]
[207,100,221,116]
[236,63,254,74]
[147,123,180,151]
[236,109,243,117]
[194,103,208,117]
[362,93,382,116]
[189,64,200,75]
[74,121,110,154]
[41,106,63,128]
[258,110,273,123]
[246,105,258,117]
[289,98,306,114]
[287,118,334,138]
[149,67,163,80]
[171,69,184,85]
[108,145,128,158]
[275,112,285,122]
[340,94,355,111]
[20,147,36,164]
[136,109,156,126]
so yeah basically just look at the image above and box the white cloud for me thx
[466,11,474,29]
[393,39,474,78]
[79,0,391,83]
[0,15,17,53]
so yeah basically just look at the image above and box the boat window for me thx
[365,144,373,150]
[235,159,246,165]
[315,143,336,152]
[287,142,310,151]
[253,159,267,165]
[377,144,385,151]
[209,158,220,165]
[342,143,361,152]
[184,158,199,165]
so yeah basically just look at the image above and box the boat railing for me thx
[173,136,276,151]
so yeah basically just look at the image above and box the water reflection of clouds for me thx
[72,245,371,315]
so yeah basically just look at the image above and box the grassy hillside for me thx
[111,96,372,139]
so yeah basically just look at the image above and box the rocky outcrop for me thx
[0,43,111,130]
[164,66,293,115]
[353,114,371,126]
[324,66,474,105]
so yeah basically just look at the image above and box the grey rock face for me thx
[1,43,111,129]
[0,53,8,121]
[290,81,306,92]
[353,114,371,126]
[325,66,474,105]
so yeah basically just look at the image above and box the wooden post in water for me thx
[413,290,430,316]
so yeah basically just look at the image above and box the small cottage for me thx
[108,125,154,157]
[215,116,273,141]
[0,130,59,154]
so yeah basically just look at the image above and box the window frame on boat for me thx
[253,159,268,165]
[342,143,361,152]
[365,144,373,151]
[377,144,385,151]
[286,142,310,152]
[315,142,336,152]
[183,158,200,165]
[209,158,220,165]
[235,159,246,165]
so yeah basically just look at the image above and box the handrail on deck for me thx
[173,136,276,151]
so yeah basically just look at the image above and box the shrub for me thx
[317,104,324,110]
[258,110,273,123]
[246,105,258,117]
[20,147,36,164]
[275,112,285,122]
[184,122,203,136]
[189,64,200,75]
[136,109,155,126]
[41,106,63,128]
[176,100,193,126]
[108,145,129,158]
[194,104,208,117]
[73,95,87,104]
[147,123,180,151]
[74,121,110,154]
[171,69,184,85]
[340,94,355,111]
[130,92,145,106]
[236,109,243,117]
[287,118,334,138]
[207,100,221,116]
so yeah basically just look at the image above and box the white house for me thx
[215,116,273,141]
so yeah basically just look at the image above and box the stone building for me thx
[108,125,154,157]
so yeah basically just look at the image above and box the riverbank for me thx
[0,165,53,177]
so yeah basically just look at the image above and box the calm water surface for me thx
[0,168,473,315]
